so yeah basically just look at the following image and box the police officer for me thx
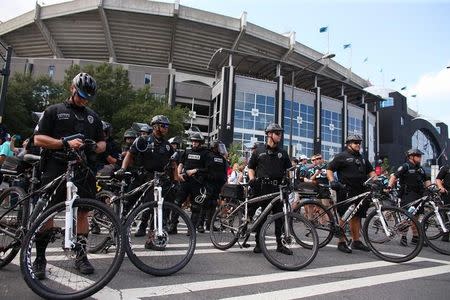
[202,140,228,231]
[388,148,430,245]
[436,164,450,242]
[34,72,105,278]
[97,121,121,175]
[168,136,184,165]
[139,124,152,137]
[248,123,292,255]
[119,115,175,243]
[172,132,209,233]
[121,129,138,160]
[327,134,375,253]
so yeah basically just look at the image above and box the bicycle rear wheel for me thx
[260,212,319,271]
[363,206,423,263]
[88,190,118,253]
[294,200,334,248]
[210,202,241,250]
[422,207,450,255]
[20,198,125,300]
[125,201,196,276]
[0,186,28,268]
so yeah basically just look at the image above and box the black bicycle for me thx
[13,135,125,300]
[294,177,424,263]
[210,170,319,271]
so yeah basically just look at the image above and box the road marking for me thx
[222,264,450,300]
[119,258,431,298]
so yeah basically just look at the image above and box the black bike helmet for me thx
[123,129,138,139]
[139,124,152,134]
[102,121,112,137]
[265,123,284,134]
[189,132,204,142]
[345,134,363,144]
[406,148,424,157]
[72,72,97,101]
[150,115,170,126]
[168,136,182,145]
[210,140,228,156]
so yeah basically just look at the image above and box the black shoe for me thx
[197,226,205,234]
[134,227,146,237]
[90,223,101,235]
[74,255,94,275]
[400,235,408,247]
[32,257,47,280]
[253,244,262,253]
[411,236,419,245]
[442,233,449,242]
[352,240,371,252]
[276,244,293,255]
[167,226,178,235]
[337,242,352,253]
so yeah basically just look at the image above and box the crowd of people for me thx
[1,72,449,280]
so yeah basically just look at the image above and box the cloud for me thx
[408,67,450,128]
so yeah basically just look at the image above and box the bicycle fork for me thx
[64,181,78,249]
[431,202,449,233]
[373,198,394,237]
[153,186,164,236]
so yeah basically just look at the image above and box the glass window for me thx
[48,65,55,79]
[144,73,151,85]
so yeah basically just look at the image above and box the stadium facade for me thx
[1,0,448,169]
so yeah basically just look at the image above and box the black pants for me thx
[174,178,205,228]
[201,181,223,229]
[250,183,283,245]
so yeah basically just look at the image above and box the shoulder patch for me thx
[87,115,94,124]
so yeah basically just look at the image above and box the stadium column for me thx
[362,94,369,160]
[338,85,348,150]
[218,56,235,145]
[167,64,176,106]
[274,63,285,146]
[312,75,322,154]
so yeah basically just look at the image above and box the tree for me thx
[227,142,244,166]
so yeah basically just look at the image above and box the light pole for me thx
[289,53,335,157]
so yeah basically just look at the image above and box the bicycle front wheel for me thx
[20,198,125,300]
[259,212,319,271]
[210,202,242,250]
[125,201,196,276]
[0,186,28,268]
[363,206,423,263]
[422,207,450,255]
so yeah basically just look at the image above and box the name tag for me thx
[214,157,223,163]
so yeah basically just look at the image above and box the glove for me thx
[115,168,126,179]
[329,181,342,191]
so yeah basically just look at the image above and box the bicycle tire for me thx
[0,186,28,268]
[259,212,319,271]
[210,202,241,250]
[125,201,196,276]
[294,200,334,248]
[20,198,125,300]
[88,190,117,253]
[363,206,423,263]
[422,207,450,255]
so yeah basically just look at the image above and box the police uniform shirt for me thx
[327,149,373,193]
[436,165,450,189]
[205,151,227,185]
[394,161,428,194]
[98,137,121,165]
[129,135,174,172]
[248,144,292,180]
[180,147,208,171]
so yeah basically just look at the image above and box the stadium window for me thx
[144,73,152,85]
[48,65,55,79]
[380,97,394,108]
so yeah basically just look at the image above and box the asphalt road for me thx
[1,229,450,300]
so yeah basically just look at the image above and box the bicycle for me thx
[17,134,125,300]
[294,177,424,263]
[90,155,196,276]
[386,184,450,255]
[210,169,319,271]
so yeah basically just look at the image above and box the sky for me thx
[1,0,450,127]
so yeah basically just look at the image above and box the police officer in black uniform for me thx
[34,72,105,278]
[388,148,430,245]
[172,132,209,233]
[248,123,292,255]
[327,134,376,253]
[119,115,175,243]
[121,129,138,160]
[201,140,228,231]
[168,136,184,165]
[97,121,121,175]
[436,164,450,242]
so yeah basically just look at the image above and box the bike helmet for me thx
[189,132,204,142]
[345,134,363,144]
[168,136,182,145]
[72,72,97,101]
[210,140,228,156]
[139,124,152,134]
[150,115,170,126]
[265,123,283,134]
[406,148,424,157]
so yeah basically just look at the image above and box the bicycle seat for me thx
[23,154,41,163]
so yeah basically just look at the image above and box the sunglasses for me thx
[351,141,362,145]
[312,157,322,161]
[159,124,169,129]
[272,131,282,136]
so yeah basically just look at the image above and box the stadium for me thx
[1,0,448,168]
